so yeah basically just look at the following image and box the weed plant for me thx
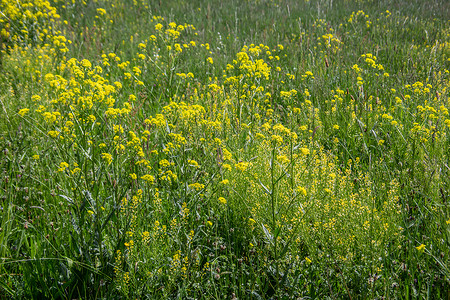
[0,0,449,298]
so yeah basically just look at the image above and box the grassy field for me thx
[0,0,449,298]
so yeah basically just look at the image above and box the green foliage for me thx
[0,0,449,298]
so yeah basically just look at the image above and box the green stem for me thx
[270,146,279,284]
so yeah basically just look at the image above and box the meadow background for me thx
[0,0,449,298]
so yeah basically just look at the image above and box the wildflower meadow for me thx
[0,0,449,298]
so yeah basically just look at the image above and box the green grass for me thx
[0,0,449,298]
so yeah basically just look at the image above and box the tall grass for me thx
[0,0,449,298]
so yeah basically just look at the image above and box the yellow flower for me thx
[223,148,232,161]
[141,174,155,184]
[235,161,249,172]
[299,147,310,155]
[159,159,171,167]
[277,155,290,164]
[188,160,199,167]
[58,162,69,172]
[218,197,227,205]
[271,135,283,145]
[18,108,30,117]
[189,182,205,191]
[32,155,40,160]
[101,153,113,165]
[416,244,425,252]
[304,89,310,97]
[96,8,106,16]
[305,257,312,263]
[71,167,81,174]
[297,186,307,196]
[222,164,232,171]
[207,57,213,64]
[130,173,137,180]
[81,59,92,68]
